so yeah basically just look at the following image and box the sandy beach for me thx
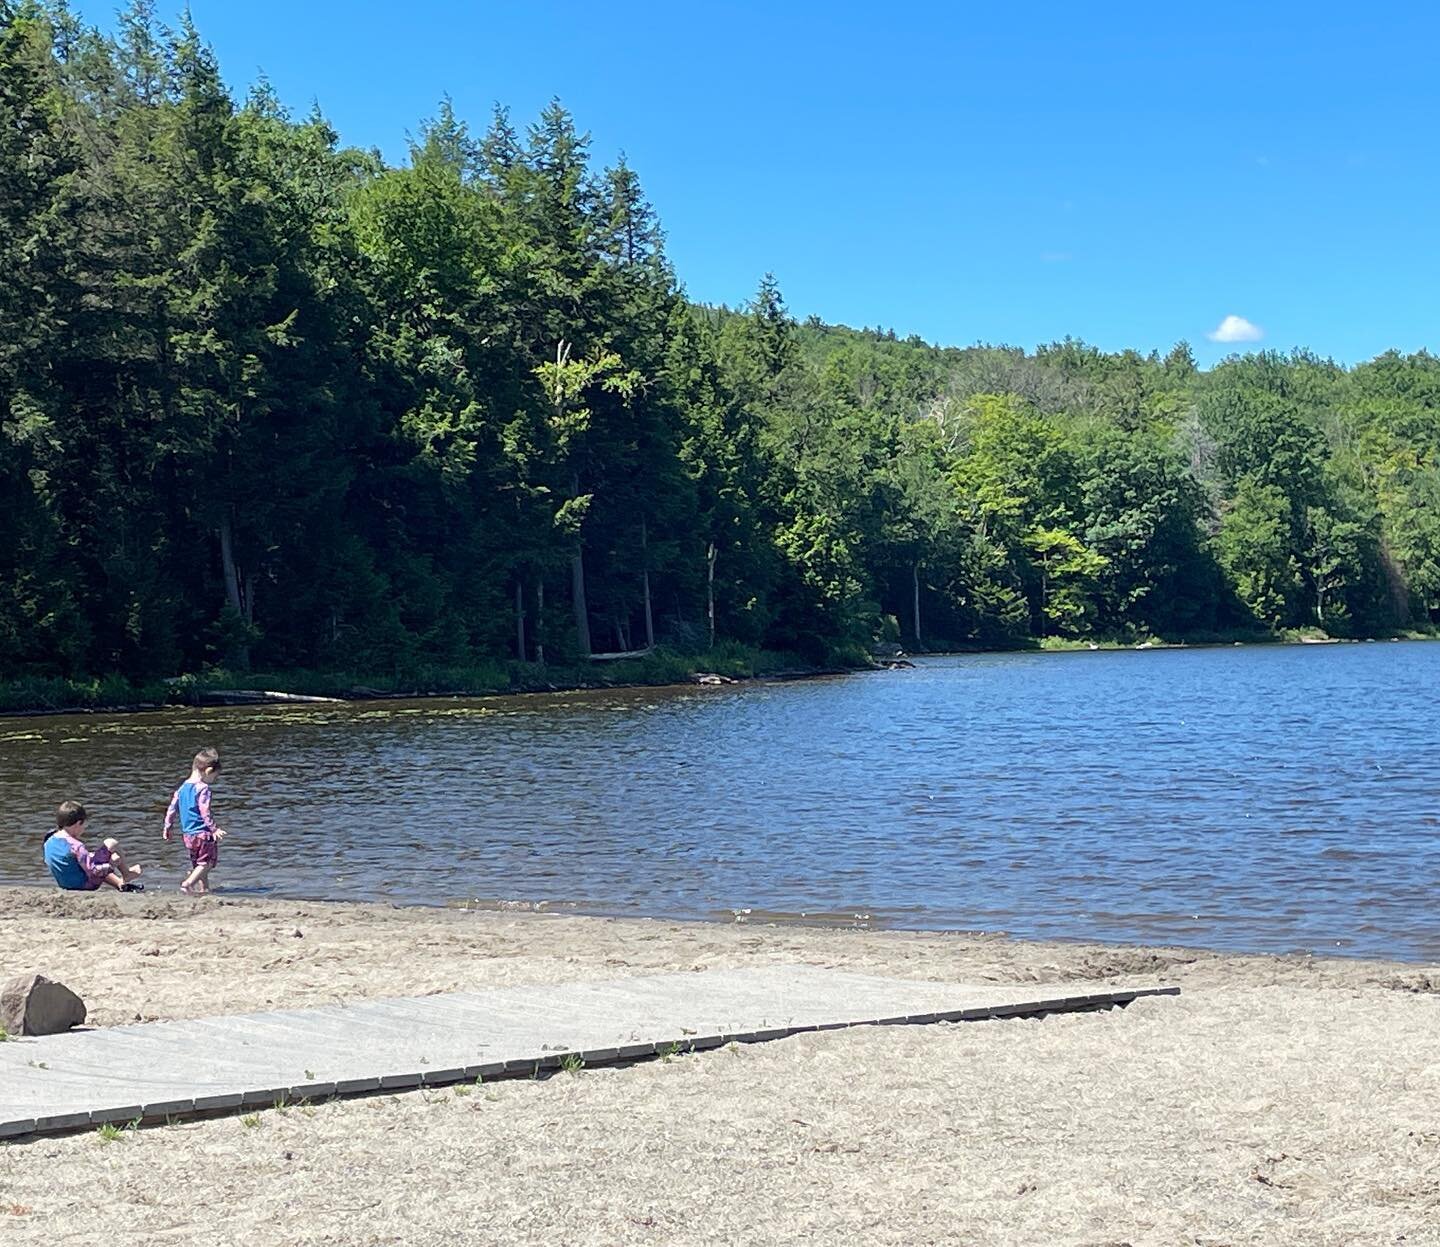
[1,888,1438,1246]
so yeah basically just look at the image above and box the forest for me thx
[3,2,1440,699]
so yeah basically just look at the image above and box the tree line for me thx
[2,2,1438,685]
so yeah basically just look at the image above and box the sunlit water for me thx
[3,643,1438,960]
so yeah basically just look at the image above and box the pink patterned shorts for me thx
[183,833,219,868]
[81,845,114,890]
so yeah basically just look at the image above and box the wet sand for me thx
[1,888,1437,1245]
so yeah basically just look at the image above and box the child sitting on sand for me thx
[163,747,228,895]
[43,801,144,892]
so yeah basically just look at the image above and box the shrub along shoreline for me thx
[0,644,837,716]
[4,629,1432,717]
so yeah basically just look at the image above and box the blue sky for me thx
[71,1,1440,365]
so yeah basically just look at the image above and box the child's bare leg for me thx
[102,838,142,880]
[180,862,207,894]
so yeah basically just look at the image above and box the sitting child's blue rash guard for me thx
[44,831,90,890]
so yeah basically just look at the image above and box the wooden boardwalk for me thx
[0,966,1177,1139]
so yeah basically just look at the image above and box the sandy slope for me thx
[1,888,1438,1245]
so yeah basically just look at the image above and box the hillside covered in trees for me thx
[3,3,1439,693]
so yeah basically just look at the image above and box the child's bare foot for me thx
[125,864,143,879]
[179,882,193,895]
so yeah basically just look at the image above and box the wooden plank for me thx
[0,967,1178,1140]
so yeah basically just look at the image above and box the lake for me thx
[3,642,1438,961]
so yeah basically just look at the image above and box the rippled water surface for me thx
[3,643,1439,960]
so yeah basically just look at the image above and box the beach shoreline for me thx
[5,882,1440,991]
[2,886,1437,1030]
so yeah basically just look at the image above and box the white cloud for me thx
[1207,314,1264,344]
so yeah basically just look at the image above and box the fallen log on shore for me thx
[198,689,346,706]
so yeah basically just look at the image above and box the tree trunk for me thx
[706,542,717,649]
[571,547,591,656]
[536,579,546,665]
[513,496,526,662]
[218,515,243,617]
[641,521,655,650]
[912,561,923,649]
[1038,557,1049,637]
[515,579,526,662]
[569,468,591,656]
[217,514,251,669]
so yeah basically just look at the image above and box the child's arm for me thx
[162,789,179,840]
[197,785,224,837]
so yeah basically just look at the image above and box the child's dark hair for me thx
[56,800,86,830]
[193,747,221,773]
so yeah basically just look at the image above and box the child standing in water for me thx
[163,747,228,894]
[44,801,144,892]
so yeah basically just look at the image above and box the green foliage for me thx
[1217,478,1301,628]
[0,4,1434,696]
[1023,527,1108,636]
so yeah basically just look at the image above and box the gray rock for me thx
[0,973,86,1036]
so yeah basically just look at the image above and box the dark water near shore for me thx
[2,643,1438,960]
